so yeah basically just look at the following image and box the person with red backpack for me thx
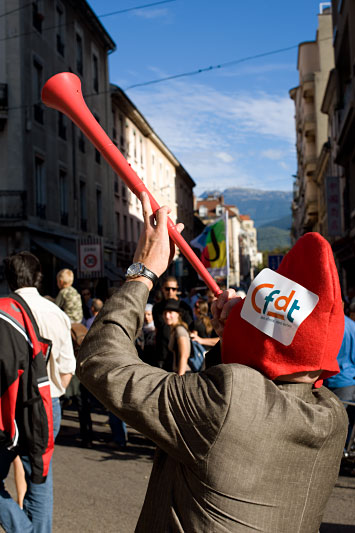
[1,252,76,533]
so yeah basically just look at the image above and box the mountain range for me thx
[201,187,292,251]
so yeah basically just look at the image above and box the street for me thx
[5,407,355,533]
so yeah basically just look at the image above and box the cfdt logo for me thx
[241,269,319,346]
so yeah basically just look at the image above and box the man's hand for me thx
[129,192,184,287]
[211,289,243,339]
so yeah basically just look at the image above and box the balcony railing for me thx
[0,191,26,220]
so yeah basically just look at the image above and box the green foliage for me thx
[257,226,291,253]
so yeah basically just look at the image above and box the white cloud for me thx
[134,7,171,20]
[261,149,284,160]
[128,78,295,192]
[216,152,234,163]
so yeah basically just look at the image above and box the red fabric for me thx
[222,233,344,385]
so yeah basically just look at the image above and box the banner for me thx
[190,216,228,278]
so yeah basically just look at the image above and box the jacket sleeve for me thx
[76,282,232,466]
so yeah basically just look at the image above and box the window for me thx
[159,160,163,187]
[76,34,83,75]
[35,156,46,218]
[96,189,102,235]
[152,153,156,186]
[122,183,127,201]
[198,205,208,218]
[56,4,65,56]
[215,205,224,216]
[32,1,43,33]
[130,217,134,242]
[58,112,66,140]
[123,215,128,238]
[140,137,143,165]
[92,54,99,92]
[59,169,68,225]
[78,131,85,152]
[116,212,121,239]
[119,115,124,148]
[133,130,137,160]
[33,59,44,124]
[94,115,101,163]
[80,181,87,231]
[114,176,119,195]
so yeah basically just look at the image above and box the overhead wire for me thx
[0,0,177,42]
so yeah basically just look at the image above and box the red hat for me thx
[221,233,344,386]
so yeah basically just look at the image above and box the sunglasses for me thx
[164,287,178,292]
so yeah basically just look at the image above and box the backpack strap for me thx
[9,292,52,364]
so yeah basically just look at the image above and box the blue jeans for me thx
[0,398,61,533]
[108,412,127,446]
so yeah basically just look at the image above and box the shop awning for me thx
[32,237,77,268]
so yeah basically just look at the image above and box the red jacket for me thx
[0,293,54,483]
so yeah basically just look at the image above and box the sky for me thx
[87,0,330,196]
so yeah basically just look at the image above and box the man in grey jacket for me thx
[77,192,347,532]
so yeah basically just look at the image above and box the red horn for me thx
[42,72,222,295]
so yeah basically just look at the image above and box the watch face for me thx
[127,262,143,276]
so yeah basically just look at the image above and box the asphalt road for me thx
[5,407,355,533]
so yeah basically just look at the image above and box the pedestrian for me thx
[190,298,219,349]
[136,303,157,366]
[77,193,347,532]
[153,276,193,370]
[81,288,93,320]
[324,314,355,450]
[55,268,83,323]
[83,298,103,329]
[2,251,76,533]
[163,298,191,375]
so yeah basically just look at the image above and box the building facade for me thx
[290,1,355,298]
[0,0,195,296]
[289,6,334,243]
[110,85,195,274]
[195,194,261,288]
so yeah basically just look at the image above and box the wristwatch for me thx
[125,262,158,285]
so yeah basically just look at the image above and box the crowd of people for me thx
[1,192,355,532]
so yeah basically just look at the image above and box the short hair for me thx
[163,276,178,287]
[4,251,43,291]
[57,269,74,287]
[91,298,103,313]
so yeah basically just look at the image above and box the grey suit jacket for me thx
[76,282,348,533]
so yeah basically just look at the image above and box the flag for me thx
[190,217,228,277]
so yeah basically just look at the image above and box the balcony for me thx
[0,191,26,220]
[0,83,8,131]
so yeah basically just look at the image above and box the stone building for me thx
[195,194,261,287]
[0,0,116,295]
[110,85,195,274]
[289,5,334,243]
[0,0,195,295]
[325,0,355,296]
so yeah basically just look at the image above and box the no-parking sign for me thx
[77,238,104,278]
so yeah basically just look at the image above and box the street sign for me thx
[268,254,284,271]
[77,238,104,278]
